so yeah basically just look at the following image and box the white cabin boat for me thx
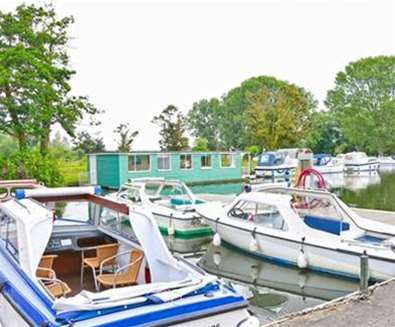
[378,156,395,169]
[254,149,298,178]
[344,152,379,173]
[0,186,256,327]
[109,178,212,238]
[313,154,344,174]
[197,185,395,281]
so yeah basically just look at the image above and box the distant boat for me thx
[254,149,298,178]
[0,185,256,327]
[344,152,379,173]
[378,156,395,167]
[107,178,213,238]
[313,154,344,174]
[197,184,395,281]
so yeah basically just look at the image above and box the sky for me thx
[2,0,395,150]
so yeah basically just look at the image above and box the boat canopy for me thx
[0,199,53,278]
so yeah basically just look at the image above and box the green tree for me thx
[151,105,189,151]
[0,133,18,156]
[304,111,346,154]
[245,84,316,150]
[192,137,209,151]
[114,123,139,152]
[0,4,99,155]
[72,131,105,154]
[219,76,286,149]
[188,98,220,150]
[326,56,395,154]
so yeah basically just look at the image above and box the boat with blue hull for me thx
[0,185,256,327]
[197,185,395,281]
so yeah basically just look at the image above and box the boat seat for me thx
[97,249,143,289]
[36,254,58,278]
[303,215,350,235]
[43,278,72,298]
[81,243,119,291]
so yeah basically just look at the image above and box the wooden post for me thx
[360,250,369,294]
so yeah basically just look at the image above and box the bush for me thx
[0,148,63,186]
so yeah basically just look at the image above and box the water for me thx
[57,170,394,324]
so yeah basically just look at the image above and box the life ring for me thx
[293,168,327,209]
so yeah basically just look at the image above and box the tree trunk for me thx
[40,127,51,156]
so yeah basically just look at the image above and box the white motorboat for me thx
[199,244,359,301]
[0,185,256,327]
[313,154,344,174]
[110,178,212,238]
[197,184,395,281]
[344,152,379,173]
[254,150,298,178]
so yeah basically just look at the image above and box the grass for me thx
[58,157,87,186]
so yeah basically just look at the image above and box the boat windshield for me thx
[228,200,287,231]
[259,154,281,166]
[145,182,193,204]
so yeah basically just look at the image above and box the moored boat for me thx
[197,184,395,281]
[313,154,344,174]
[0,185,256,327]
[254,150,297,178]
[109,178,213,238]
[344,152,379,173]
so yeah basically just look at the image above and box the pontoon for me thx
[109,178,213,238]
[0,185,256,327]
[197,184,395,281]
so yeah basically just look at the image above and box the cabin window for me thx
[157,154,171,171]
[228,200,287,231]
[201,154,212,169]
[220,153,235,168]
[128,154,151,171]
[0,210,19,259]
[180,154,192,169]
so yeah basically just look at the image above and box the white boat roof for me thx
[236,191,293,207]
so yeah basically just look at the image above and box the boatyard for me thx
[0,1,394,327]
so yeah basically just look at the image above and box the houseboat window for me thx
[228,201,287,231]
[128,154,150,171]
[180,154,192,169]
[158,154,171,170]
[201,154,212,169]
[220,154,235,168]
[0,211,19,259]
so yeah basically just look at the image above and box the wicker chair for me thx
[97,249,143,289]
[81,243,119,291]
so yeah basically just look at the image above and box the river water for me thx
[57,169,394,324]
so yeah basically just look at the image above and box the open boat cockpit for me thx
[0,185,256,327]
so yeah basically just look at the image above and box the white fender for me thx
[213,232,222,247]
[249,237,258,252]
[298,272,307,289]
[213,251,222,266]
[297,249,308,269]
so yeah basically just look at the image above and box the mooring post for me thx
[360,250,369,294]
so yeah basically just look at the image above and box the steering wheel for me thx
[230,207,246,219]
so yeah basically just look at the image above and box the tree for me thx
[0,4,99,155]
[304,111,347,154]
[72,131,105,154]
[114,123,139,152]
[245,84,316,150]
[326,56,395,154]
[192,137,209,151]
[151,105,189,151]
[0,133,18,156]
[188,98,220,150]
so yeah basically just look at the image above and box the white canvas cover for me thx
[129,206,189,282]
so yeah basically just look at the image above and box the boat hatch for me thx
[304,215,350,235]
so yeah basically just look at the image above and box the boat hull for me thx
[344,162,379,173]
[0,293,30,327]
[153,211,213,238]
[206,219,395,281]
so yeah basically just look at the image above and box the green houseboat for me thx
[88,151,244,188]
